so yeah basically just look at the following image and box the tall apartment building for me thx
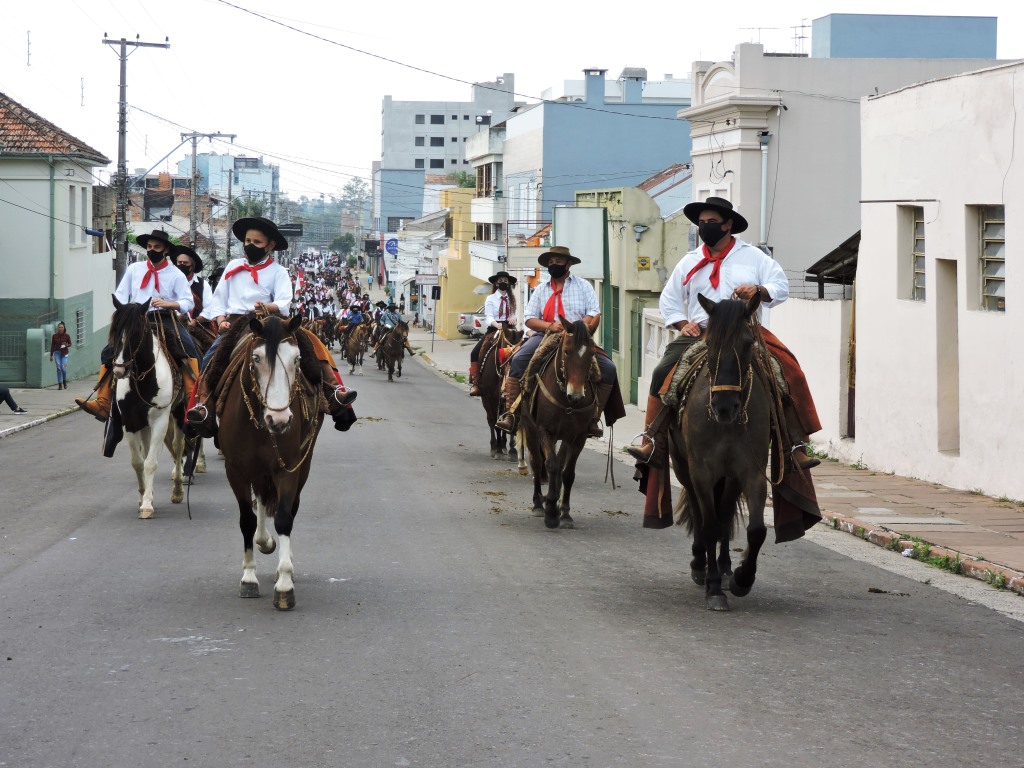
[373,73,520,234]
[175,152,280,214]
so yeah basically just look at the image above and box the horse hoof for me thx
[518,467,530,476]
[171,491,183,504]
[531,506,545,517]
[560,517,575,530]
[273,589,295,610]
[138,507,154,520]
[508,451,518,462]
[691,568,706,586]
[706,594,730,611]
[258,539,277,555]
[239,582,260,599]
[490,449,500,459]
[729,572,753,597]
[544,515,560,529]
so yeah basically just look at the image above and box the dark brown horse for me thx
[343,323,368,375]
[478,325,523,462]
[378,320,410,382]
[217,314,325,610]
[669,293,771,611]
[520,316,598,529]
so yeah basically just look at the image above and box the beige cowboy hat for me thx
[537,245,581,267]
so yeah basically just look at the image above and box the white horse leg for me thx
[129,432,145,497]
[166,418,185,504]
[254,495,277,555]
[516,426,529,475]
[240,546,259,597]
[273,534,295,611]
[139,411,168,519]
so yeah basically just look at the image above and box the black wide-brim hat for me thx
[488,270,518,286]
[231,217,289,251]
[537,245,581,267]
[135,229,173,248]
[375,301,387,308]
[173,245,204,273]
[682,196,749,234]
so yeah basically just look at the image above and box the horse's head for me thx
[557,313,596,404]
[109,296,152,380]
[698,293,760,424]
[248,314,304,434]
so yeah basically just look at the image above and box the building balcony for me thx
[471,195,505,225]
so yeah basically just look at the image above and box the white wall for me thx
[857,62,1024,498]
[0,158,52,298]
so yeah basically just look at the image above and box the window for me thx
[81,187,88,244]
[414,159,424,169]
[429,159,444,169]
[415,136,424,146]
[451,136,458,143]
[450,159,457,165]
[463,114,470,120]
[430,114,444,125]
[75,306,86,346]
[911,206,925,301]
[234,157,258,169]
[611,285,621,352]
[68,186,77,244]
[980,205,1005,311]
[430,137,444,147]
[415,114,425,124]
[145,178,160,189]
[451,114,458,120]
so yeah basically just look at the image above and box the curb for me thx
[821,509,1024,597]
[0,405,80,440]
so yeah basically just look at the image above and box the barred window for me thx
[911,206,925,301]
[75,306,86,346]
[980,205,1005,311]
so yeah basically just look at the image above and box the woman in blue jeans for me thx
[49,321,72,390]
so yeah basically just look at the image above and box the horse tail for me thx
[674,483,746,538]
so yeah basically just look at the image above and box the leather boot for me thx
[627,395,667,463]
[181,358,199,404]
[588,382,615,438]
[75,364,112,422]
[185,375,218,439]
[494,377,521,433]
[784,400,820,471]
[321,361,357,409]
[468,362,481,396]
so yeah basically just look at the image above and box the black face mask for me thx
[147,249,164,264]
[244,243,267,264]
[698,221,729,248]
[177,264,192,276]
[547,264,568,280]
[496,283,509,291]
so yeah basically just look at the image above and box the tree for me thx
[339,178,370,230]
[446,171,475,188]
[330,232,356,254]
[230,196,265,220]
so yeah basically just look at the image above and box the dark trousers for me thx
[648,335,702,396]
[0,387,17,410]
[509,333,617,385]
[470,327,497,362]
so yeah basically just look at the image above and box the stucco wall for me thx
[857,62,1024,498]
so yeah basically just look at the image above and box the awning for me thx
[805,231,859,297]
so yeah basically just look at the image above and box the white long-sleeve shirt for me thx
[114,259,194,315]
[484,290,517,328]
[204,257,293,318]
[659,238,788,329]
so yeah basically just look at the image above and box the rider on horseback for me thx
[76,229,199,421]
[370,301,415,358]
[468,271,517,397]
[185,217,357,436]
[494,246,619,439]
[627,196,821,471]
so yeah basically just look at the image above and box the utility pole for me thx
[180,131,236,249]
[102,34,170,283]
[222,168,233,263]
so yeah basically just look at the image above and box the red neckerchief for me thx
[498,294,509,320]
[541,279,566,323]
[223,257,273,284]
[683,237,737,289]
[140,258,170,292]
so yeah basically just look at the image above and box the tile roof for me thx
[0,91,110,165]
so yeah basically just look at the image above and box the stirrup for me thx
[185,403,210,423]
[494,411,516,433]
[333,387,357,407]
[626,434,656,464]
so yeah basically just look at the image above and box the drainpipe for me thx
[48,155,56,315]
[758,132,771,247]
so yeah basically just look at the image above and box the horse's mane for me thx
[704,299,750,355]
[107,302,149,346]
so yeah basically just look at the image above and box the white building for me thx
[854,61,1023,498]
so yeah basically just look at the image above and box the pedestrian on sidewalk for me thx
[0,387,28,414]
[49,320,72,390]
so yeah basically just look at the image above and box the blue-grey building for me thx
[503,68,692,239]
[176,152,280,209]
[812,14,997,59]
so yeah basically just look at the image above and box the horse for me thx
[184,319,220,475]
[478,325,524,462]
[378,320,410,382]
[343,323,368,375]
[217,314,325,611]
[520,316,598,529]
[668,293,771,611]
[107,298,188,519]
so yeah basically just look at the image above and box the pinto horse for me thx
[108,298,188,519]
[520,316,598,529]
[478,325,523,462]
[669,294,771,611]
[217,314,325,610]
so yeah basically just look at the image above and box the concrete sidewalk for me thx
[4,320,1022,597]
[407,325,1024,596]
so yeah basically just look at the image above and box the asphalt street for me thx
[1,357,1021,767]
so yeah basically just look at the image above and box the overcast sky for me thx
[2,0,1022,200]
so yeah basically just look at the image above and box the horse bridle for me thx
[707,346,754,423]
[244,335,302,423]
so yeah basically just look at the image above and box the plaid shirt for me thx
[524,273,601,325]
